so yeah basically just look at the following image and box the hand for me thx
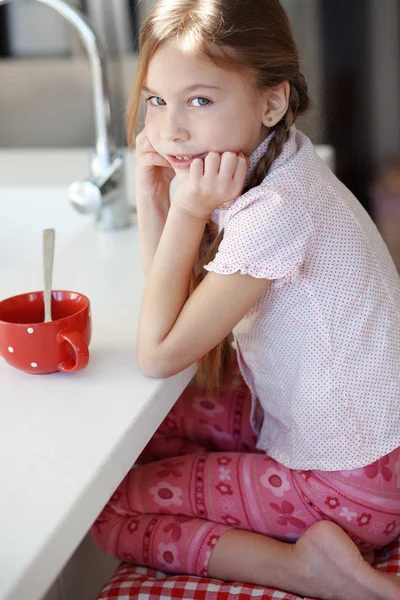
[173,151,249,220]
[135,129,176,200]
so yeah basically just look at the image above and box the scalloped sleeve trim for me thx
[203,260,303,288]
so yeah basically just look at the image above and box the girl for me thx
[92,0,400,598]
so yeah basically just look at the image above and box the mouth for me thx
[167,153,208,169]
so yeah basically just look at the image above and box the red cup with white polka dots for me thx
[0,290,91,374]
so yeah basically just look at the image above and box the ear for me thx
[261,81,290,127]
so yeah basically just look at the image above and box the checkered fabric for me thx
[96,535,400,600]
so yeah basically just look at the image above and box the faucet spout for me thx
[1,0,132,229]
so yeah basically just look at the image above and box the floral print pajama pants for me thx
[92,362,400,577]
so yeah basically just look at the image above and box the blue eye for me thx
[144,96,211,108]
[191,97,210,107]
[145,96,165,106]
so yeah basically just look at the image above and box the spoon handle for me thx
[43,228,55,323]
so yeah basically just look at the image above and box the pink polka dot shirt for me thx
[205,126,400,471]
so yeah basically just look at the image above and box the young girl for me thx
[92,0,400,598]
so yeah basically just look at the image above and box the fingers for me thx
[192,151,248,182]
[190,156,204,179]
[136,129,154,154]
[204,152,222,178]
[173,149,249,216]
[135,129,172,168]
[233,152,248,188]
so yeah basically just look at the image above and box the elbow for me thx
[136,344,178,379]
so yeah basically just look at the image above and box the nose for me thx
[159,109,190,143]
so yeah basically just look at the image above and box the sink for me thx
[1,186,92,276]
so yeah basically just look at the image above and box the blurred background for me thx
[0,0,399,265]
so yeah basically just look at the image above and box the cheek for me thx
[144,115,159,146]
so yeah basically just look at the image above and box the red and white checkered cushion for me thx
[96,536,400,600]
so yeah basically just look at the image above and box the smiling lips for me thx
[167,153,208,168]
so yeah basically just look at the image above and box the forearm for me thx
[137,201,207,352]
[136,193,170,276]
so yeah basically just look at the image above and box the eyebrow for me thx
[142,84,221,95]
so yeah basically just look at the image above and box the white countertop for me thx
[0,151,196,600]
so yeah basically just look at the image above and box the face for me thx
[142,40,269,181]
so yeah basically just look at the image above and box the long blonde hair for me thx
[127,0,310,391]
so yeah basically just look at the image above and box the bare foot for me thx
[292,521,400,600]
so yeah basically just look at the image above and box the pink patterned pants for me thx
[92,363,400,577]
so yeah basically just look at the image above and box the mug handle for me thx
[57,329,89,372]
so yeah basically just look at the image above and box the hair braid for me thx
[243,77,309,193]
[189,220,229,389]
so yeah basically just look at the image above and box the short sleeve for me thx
[204,186,315,285]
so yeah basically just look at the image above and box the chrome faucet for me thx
[0,0,132,230]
